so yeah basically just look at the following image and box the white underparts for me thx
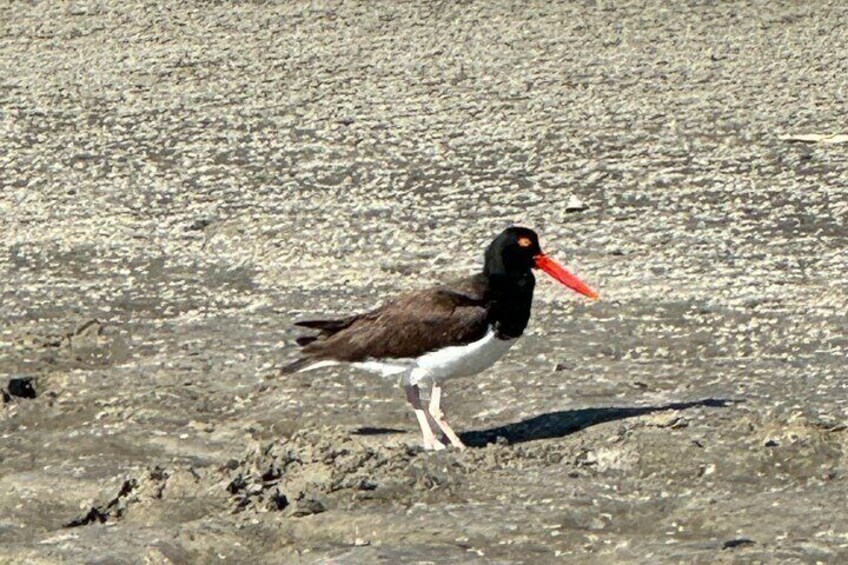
[297,359,341,372]
[353,327,517,385]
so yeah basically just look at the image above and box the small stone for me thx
[358,478,378,491]
[187,218,213,231]
[565,195,588,213]
[291,493,327,517]
[261,466,282,483]
[7,377,37,399]
[220,459,240,471]
[227,476,248,495]
[267,490,289,512]
[698,464,716,477]
[645,412,686,428]
[722,538,755,550]
[670,417,689,429]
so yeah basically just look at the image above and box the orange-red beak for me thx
[534,254,600,300]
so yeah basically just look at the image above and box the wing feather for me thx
[297,278,491,362]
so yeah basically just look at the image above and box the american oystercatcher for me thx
[283,227,599,450]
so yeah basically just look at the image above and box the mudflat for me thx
[1,1,846,563]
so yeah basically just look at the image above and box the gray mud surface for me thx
[1,1,847,563]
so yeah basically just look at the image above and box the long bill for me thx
[534,254,600,300]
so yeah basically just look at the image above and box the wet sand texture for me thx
[1,1,847,563]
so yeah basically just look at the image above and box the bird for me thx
[282,226,599,450]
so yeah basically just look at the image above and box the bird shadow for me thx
[351,426,407,436]
[459,398,741,448]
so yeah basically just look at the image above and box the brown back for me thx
[300,275,491,362]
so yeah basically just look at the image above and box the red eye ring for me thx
[518,237,532,248]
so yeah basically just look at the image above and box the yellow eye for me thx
[518,237,532,248]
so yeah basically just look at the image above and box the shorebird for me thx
[282,227,599,450]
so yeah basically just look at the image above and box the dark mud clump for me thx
[63,466,204,528]
[223,426,467,516]
[5,377,38,400]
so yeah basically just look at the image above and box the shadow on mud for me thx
[351,426,407,435]
[460,398,740,448]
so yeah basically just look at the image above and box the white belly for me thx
[352,327,517,385]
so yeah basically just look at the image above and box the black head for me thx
[482,227,601,300]
[484,226,542,278]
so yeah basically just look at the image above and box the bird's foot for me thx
[427,411,466,450]
[442,434,466,450]
[423,436,447,451]
[450,438,467,450]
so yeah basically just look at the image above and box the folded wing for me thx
[291,277,491,366]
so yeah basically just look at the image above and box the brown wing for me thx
[298,276,491,362]
[293,317,358,346]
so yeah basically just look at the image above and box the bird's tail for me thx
[280,357,313,375]
[295,318,353,332]
[283,317,353,375]
[294,316,356,338]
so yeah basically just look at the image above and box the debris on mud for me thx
[222,427,466,515]
[722,538,757,550]
[63,466,199,528]
[565,195,589,213]
[64,479,139,528]
[5,377,37,400]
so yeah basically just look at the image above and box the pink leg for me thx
[428,384,466,450]
[405,384,445,451]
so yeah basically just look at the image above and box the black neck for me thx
[483,271,535,339]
